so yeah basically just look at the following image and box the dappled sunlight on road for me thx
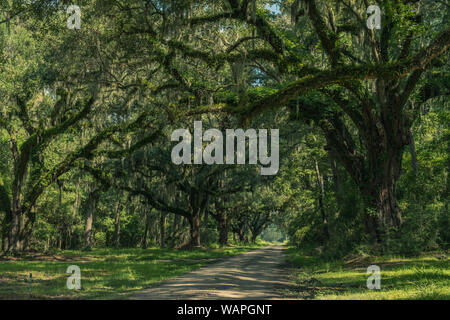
[130,246,295,300]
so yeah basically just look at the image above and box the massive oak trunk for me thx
[218,214,230,247]
[212,197,230,247]
[188,189,208,247]
[327,132,405,242]
[8,211,27,253]
[8,189,24,253]
[319,83,412,242]
[362,146,403,239]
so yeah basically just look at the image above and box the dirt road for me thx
[130,246,293,300]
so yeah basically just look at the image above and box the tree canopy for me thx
[0,0,448,256]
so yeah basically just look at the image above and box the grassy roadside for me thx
[284,247,449,300]
[0,244,265,300]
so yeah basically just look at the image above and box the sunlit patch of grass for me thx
[285,248,449,300]
[0,244,261,299]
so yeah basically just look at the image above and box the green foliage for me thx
[285,247,450,300]
[0,245,261,299]
[0,0,448,265]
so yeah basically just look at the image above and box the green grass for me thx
[0,245,263,300]
[284,247,450,300]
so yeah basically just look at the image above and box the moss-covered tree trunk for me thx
[9,194,24,253]
[218,214,230,247]
[236,221,247,243]
[189,208,201,247]
[8,211,21,252]
[360,142,404,241]
[159,212,166,248]
[188,189,208,247]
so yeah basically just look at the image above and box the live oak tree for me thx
[87,139,258,247]
[153,0,450,241]
[0,2,161,252]
[0,0,448,254]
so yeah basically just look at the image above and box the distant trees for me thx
[87,140,259,247]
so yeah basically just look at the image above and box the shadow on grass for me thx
[0,246,260,299]
[284,248,449,300]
